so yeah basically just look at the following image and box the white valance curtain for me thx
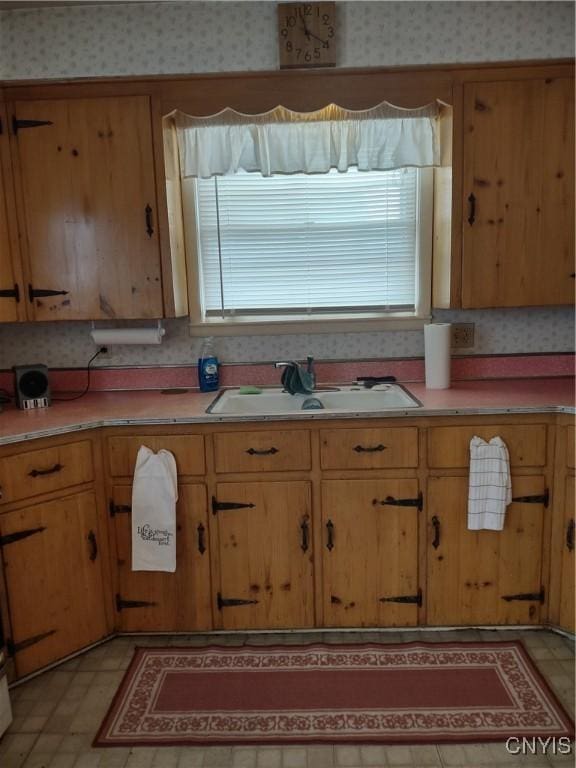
[174,101,441,178]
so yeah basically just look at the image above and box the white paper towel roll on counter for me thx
[424,323,451,389]
[90,327,165,346]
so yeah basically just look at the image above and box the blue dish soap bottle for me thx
[198,337,219,392]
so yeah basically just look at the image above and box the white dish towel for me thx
[131,446,178,572]
[468,436,512,531]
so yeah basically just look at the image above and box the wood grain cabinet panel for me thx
[0,491,109,677]
[13,96,163,320]
[558,476,575,633]
[214,481,314,629]
[0,103,23,323]
[321,479,420,627]
[566,426,575,470]
[320,427,418,470]
[0,440,93,505]
[427,424,547,468]
[213,430,311,474]
[107,435,205,478]
[461,77,574,308]
[427,475,546,626]
[112,484,212,633]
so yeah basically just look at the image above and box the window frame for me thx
[183,168,433,336]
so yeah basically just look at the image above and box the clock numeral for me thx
[298,4,312,16]
[327,26,334,38]
[322,13,330,24]
[304,50,312,62]
[314,47,320,59]
[285,14,297,27]
[296,47,302,59]
[286,41,293,52]
[322,40,330,49]
[280,28,288,38]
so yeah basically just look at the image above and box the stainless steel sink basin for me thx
[207,385,421,416]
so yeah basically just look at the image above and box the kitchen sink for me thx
[207,384,421,416]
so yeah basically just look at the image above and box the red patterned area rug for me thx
[94,641,574,747]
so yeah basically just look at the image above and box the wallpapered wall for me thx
[0,1,573,368]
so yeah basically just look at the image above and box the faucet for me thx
[274,357,316,395]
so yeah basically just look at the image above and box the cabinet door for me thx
[13,96,163,320]
[427,476,546,626]
[321,479,420,627]
[462,78,574,307]
[559,476,575,633]
[0,103,23,322]
[112,484,212,632]
[214,481,313,629]
[0,491,109,677]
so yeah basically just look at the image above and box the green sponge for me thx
[238,385,263,395]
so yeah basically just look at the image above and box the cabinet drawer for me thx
[0,440,93,505]
[107,435,205,478]
[214,430,311,473]
[427,425,547,468]
[320,427,418,470]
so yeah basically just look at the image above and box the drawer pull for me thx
[431,515,441,549]
[28,462,63,478]
[567,519,575,552]
[467,193,476,225]
[300,518,309,552]
[246,447,279,456]
[326,519,335,551]
[501,590,545,604]
[87,530,98,561]
[197,523,206,555]
[353,444,386,453]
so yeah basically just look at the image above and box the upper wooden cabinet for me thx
[460,76,574,308]
[11,96,167,320]
[0,103,24,322]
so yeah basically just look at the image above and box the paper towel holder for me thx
[89,320,166,346]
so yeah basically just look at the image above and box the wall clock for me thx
[278,2,336,69]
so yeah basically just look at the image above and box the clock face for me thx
[278,2,336,69]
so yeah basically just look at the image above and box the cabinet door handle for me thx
[87,530,98,561]
[197,523,206,555]
[246,447,279,456]
[431,515,441,549]
[145,204,154,238]
[353,444,386,453]
[300,518,309,552]
[567,519,575,552]
[467,193,476,225]
[326,519,334,551]
[28,463,63,478]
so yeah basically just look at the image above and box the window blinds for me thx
[193,167,420,316]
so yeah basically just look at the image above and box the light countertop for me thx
[0,378,574,447]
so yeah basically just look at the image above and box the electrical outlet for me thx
[451,323,475,349]
[97,345,111,360]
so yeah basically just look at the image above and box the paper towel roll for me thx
[90,327,165,346]
[424,323,451,389]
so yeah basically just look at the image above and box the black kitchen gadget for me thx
[13,364,51,409]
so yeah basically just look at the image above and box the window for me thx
[183,167,433,332]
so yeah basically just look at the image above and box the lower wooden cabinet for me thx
[558,476,575,632]
[111,484,212,633]
[426,475,547,626]
[321,479,420,627]
[0,491,109,677]
[213,481,314,629]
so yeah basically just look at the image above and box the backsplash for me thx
[0,308,573,369]
[0,1,573,370]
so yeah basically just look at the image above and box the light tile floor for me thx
[0,629,573,768]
